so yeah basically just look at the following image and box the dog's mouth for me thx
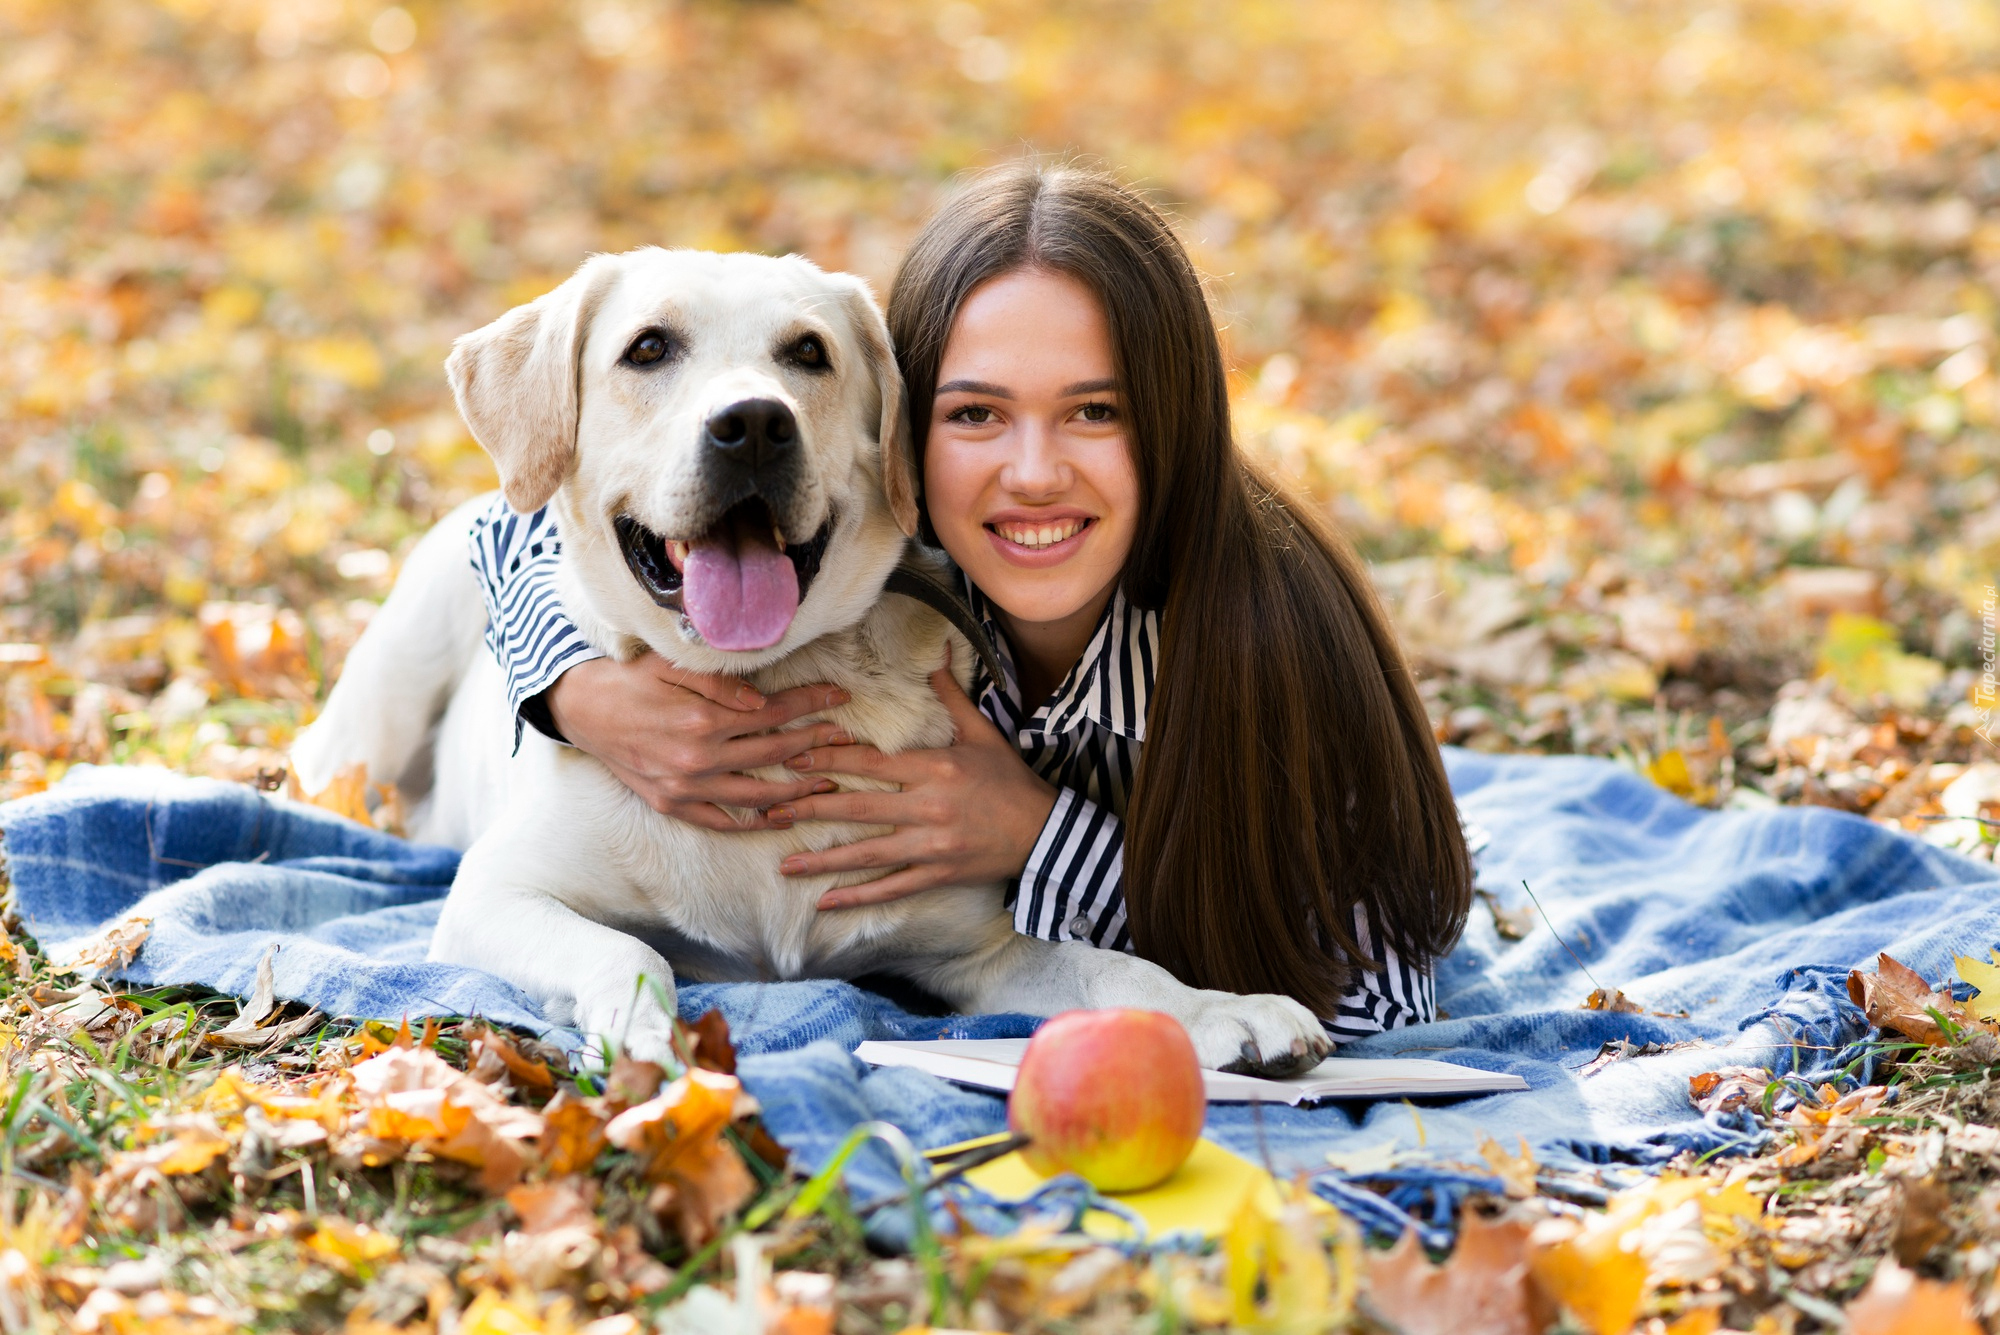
[615,499,832,652]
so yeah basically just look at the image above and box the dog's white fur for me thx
[293,248,1331,1075]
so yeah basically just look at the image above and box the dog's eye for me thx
[624,331,673,367]
[786,334,829,371]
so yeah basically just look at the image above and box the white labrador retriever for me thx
[294,247,1331,1076]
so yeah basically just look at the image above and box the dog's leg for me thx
[911,929,1332,1078]
[291,493,494,816]
[429,798,682,1067]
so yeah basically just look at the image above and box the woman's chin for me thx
[964,567,1121,632]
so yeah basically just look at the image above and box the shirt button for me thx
[1068,914,1093,938]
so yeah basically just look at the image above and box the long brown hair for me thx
[886,163,1471,1015]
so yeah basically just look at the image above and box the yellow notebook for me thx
[930,1133,1328,1241]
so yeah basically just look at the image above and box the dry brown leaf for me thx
[604,1054,666,1111]
[539,1090,610,1177]
[209,943,278,1040]
[66,914,151,976]
[1365,1213,1552,1335]
[507,1176,599,1234]
[346,1045,544,1192]
[101,1114,231,1187]
[1688,1067,1770,1115]
[1583,988,1643,1014]
[1844,1258,1981,1335]
[467,1023,556,1093]
[603,1068,749,1178]
[1889,1181,1953,1266]
[202,1007,323,1051]
[685,1008,738,1075]
[658,1131,758,1251]
[291,761,373,828]
[1847,952,1960,1045]
[605,1068,760,1249]
[1477,1135,1539,1199]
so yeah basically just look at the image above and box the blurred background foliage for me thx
[2,0,1998,827]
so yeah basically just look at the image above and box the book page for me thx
[855,1039,1526,1104]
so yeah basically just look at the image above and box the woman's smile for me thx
[984,510,1098,563]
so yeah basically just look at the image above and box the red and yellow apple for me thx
[1007,1008,1206,1193]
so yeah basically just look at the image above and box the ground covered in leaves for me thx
[4,0,2000,1330]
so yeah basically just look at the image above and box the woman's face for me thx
[922,267,1139,632]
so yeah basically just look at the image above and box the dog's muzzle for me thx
[611,396,835,651]
[614,502,832,614]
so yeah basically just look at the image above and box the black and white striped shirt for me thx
[465,493,1438,1040]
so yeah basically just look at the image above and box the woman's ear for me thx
[839,278,920,538]
[446,254,620,514]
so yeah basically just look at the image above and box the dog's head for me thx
[446,248,919,667]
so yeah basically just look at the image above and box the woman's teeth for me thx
[996,519,1086,549]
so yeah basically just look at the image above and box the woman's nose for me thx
[1000,421,1068,495]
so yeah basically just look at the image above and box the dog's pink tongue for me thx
[681,512,799,651]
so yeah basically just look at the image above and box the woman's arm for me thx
[1010,788,1130,949]
[1322,905,1437,1041]
[467,497,604,746]
[467,496,848,831]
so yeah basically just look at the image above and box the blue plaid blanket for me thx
[4,752,1995,1243]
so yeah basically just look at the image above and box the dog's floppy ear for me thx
[838,279,919,538]
[446,255,620,514]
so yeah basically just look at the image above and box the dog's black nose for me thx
[703,399,797,466]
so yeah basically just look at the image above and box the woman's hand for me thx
[766,655,1058,909]
[545,654,852,831]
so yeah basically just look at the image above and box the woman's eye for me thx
[624,331,672,366]
[1079,402,1116,422]
[788,335,828,369]
[949,405,995,425]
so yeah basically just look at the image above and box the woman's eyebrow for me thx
[1060,378,1117,396]
[935,378,1013,398]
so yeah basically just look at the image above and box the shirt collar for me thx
[962,572,1156,744]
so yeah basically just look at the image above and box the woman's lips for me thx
[983,516,1096,566]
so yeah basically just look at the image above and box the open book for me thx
[855,1037,1527,1106]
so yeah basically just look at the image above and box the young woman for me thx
[468,164,1472,1039]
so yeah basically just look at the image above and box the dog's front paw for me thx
[574,981,679,1069]
[1185,993,1331,1078]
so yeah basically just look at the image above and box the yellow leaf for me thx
[153,1124,231,1176]
[1666,1309,1721,1335]
[1478,1134,1538,1198]
[1528,1223,1647,1335]
[1221,1189,1350,1332]
[1955,951,2000,1021]
[1645,749,1695,797]
[1817,613,1944,710]
[201,284,262,328]
[293,762,374,828]
[1224,1190,1265,1327]
[308,1216,400,1270]
[460,1288,553,1335]
[295,336,384,389]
